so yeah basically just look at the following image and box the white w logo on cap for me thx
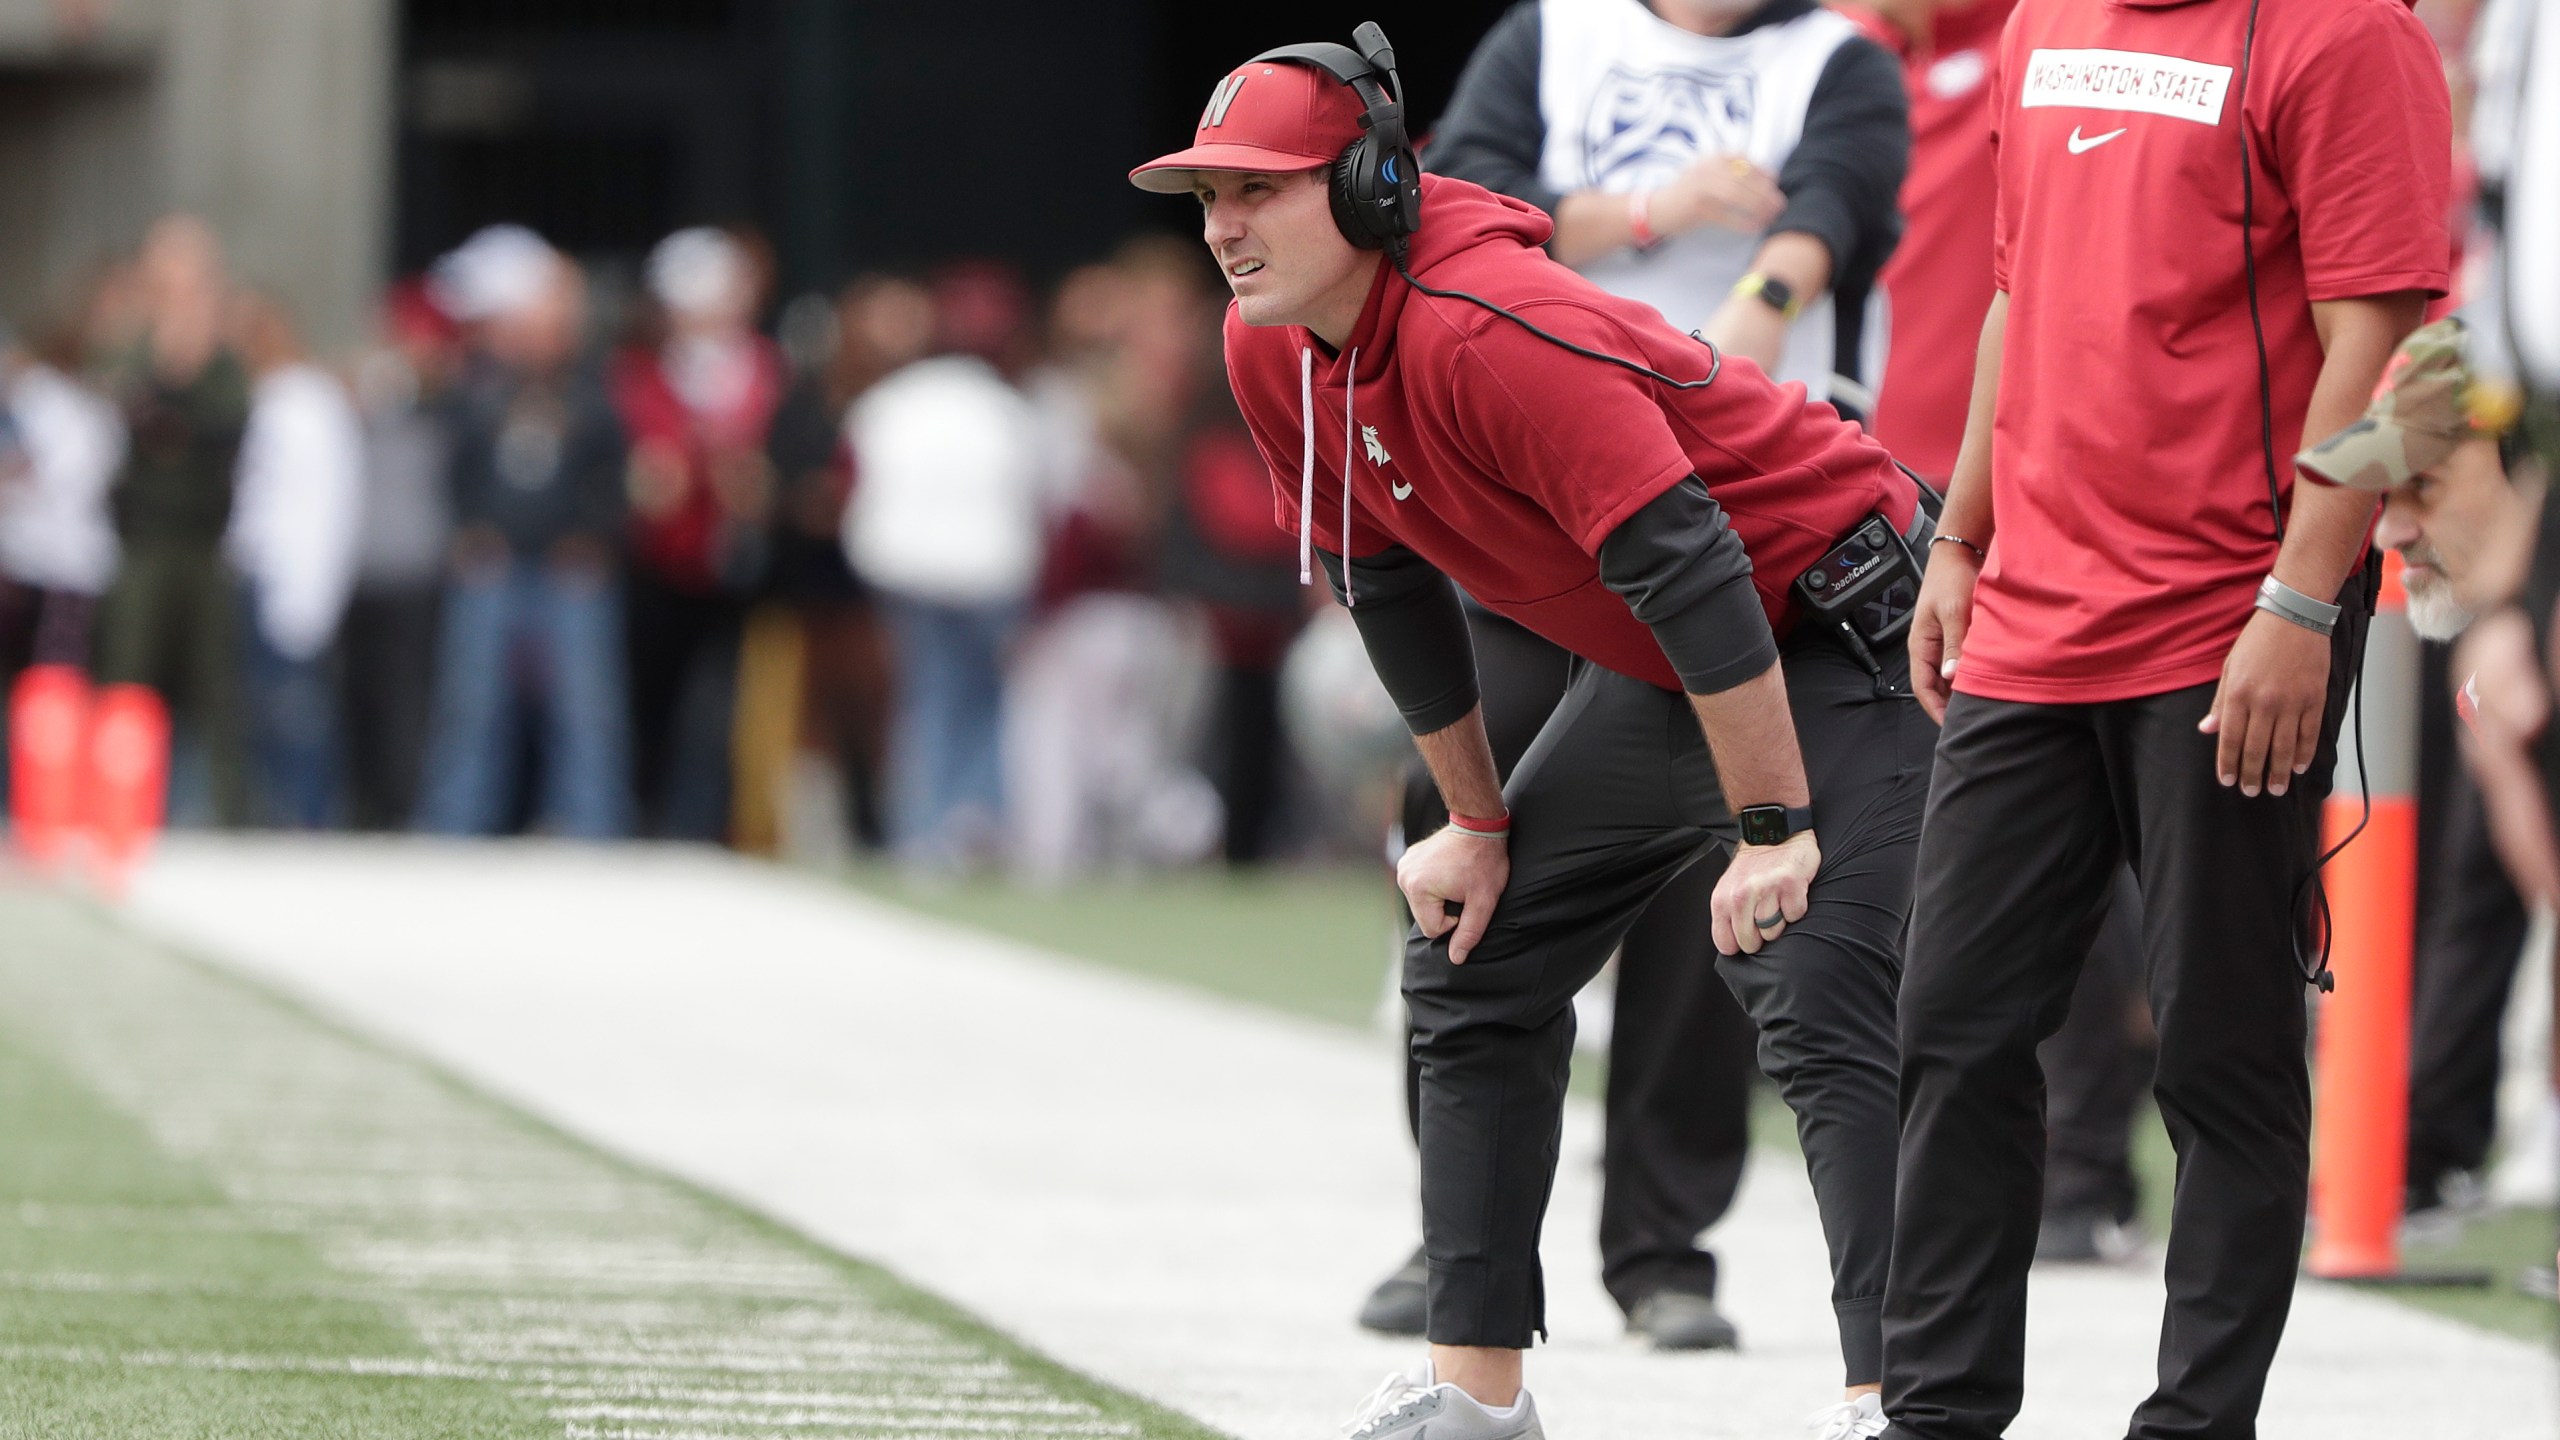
[1202,74,1247,127]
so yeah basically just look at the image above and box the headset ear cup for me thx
[1383,145,1421,241]
[1331,140,1387,250]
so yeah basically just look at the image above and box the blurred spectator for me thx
[416,225,632,838]
[1136,235,1311,866]
[226,291,364,828]
[1006,245,1225,883]
[94,215,254,826]
[340,280,460,831]
[1431,0,1907,404]
[614,227,786,840]
[0,304,126,684]
[842,261,1045,873]
[750,274,929,862]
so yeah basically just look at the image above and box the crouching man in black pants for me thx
[1130,28,1933,1440]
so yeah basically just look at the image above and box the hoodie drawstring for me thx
[1297,347,1316,590]
[1293,343,1364,607]
[1340,345,1358,607]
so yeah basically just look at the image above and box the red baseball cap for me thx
[1129,59,1366,194]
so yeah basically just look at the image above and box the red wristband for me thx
[1447,809,1511,837]
[1627,190,1660,250]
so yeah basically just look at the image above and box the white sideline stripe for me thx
[125,838,2560,1440]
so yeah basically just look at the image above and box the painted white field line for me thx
[124,838,2560,1440]
[0,892,1161,1440]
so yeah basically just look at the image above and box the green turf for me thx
[0,1000,557,1439]
[840,861,2559,1347]
[0,884,1231,1440]
[2367,1204,2560,1340]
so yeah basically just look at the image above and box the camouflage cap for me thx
[2296,318,2482,491]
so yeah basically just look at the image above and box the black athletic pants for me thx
[1397,613,1760,1317]
[1408,630,1930,1384]
[338,584,441,832]
[2038,868,2153,1224]
[2406,761,2529,1204]
[1883,571,2372,1440]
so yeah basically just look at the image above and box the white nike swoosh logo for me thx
[1390,479,1414,500]
[2067,125,2127,155]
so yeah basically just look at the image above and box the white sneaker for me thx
[1807,1392,1887,1440]
[1341,1363,1544,1440]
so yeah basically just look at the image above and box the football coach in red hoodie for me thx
[1135,27,1932,1440]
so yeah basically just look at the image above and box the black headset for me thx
[1248,22,1725,392]
[1251,24,1423,254]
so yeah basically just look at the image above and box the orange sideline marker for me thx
[83,683,170,899]
[7,664,91,873]
[2306,553,2416,1279]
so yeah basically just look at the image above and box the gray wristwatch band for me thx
[2255,575,2341,637]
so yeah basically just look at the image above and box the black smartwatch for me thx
[1732,270,1801,321]
[1737,804,1815,848]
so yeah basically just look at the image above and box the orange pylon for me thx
[83,683,170,899]
[7,664,92,874]
[2307,553,2417,1279]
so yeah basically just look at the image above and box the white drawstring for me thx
[1297,347,1316,587]
[1294,344,1363,606]
[1340,345,1359,607]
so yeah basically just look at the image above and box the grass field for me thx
[846,859,2558,1346]
[0,882,1226,1440]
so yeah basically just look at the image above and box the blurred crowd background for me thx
[0,207,1368,873]
[0,0,2530,907]
[0,0,1472,876]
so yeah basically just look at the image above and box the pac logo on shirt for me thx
[1583,65,1757,190]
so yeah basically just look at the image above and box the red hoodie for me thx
[1226,175,1916,693]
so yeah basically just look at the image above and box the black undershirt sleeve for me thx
[1769,35,1910,299]
[1423,2,1563,220]
[1597,477,1780,696]
[1317,547,1483,736]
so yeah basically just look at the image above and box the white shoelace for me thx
[1806,1395,1887,1440]
[1342,1370,1435,1438]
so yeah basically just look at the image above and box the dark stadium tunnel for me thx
[393,0,1509,298]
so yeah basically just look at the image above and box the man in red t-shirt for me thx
[1857,0,2164,1271]
[1132,28,1934,1440]
[1883,0,2452,1436]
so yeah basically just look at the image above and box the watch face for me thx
[1738,806,1786,847]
